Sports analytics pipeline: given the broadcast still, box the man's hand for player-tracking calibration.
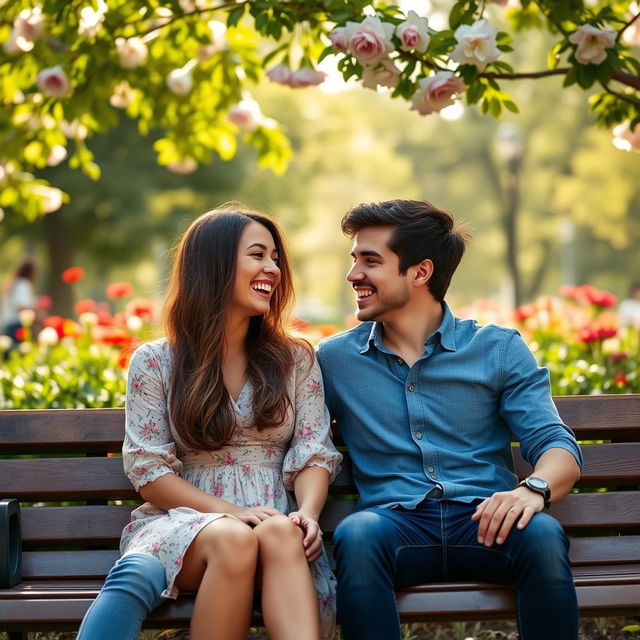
[227,505,282,526]
[289,510,324,562]
[471,486,545,546]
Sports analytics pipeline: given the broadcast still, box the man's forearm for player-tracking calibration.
[530,447,581,504]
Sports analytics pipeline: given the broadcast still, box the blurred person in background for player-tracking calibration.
[2,257,37,341]
[619,282,640,329]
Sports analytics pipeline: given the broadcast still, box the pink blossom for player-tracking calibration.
[115,37,148,69]
[450,19,501,70]
[411,72,465,115]
[15,7,44,42]
[36,66,71,98]
[569,24,616,65]
[344,16,395,65]
[31,184,64,213]
[362,59,401,90]
[167,158,198,174]
[396,10,430,53]
[266,64,293,85]
[613,121,640,153]
[228,99,262,131]
[288,67,326,88]
[329,27,349,53]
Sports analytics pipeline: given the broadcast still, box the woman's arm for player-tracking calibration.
[289,466,330,562]
[139,473,281,525]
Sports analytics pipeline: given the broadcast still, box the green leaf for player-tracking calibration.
[227,5,245,27]
[503,100,519,113]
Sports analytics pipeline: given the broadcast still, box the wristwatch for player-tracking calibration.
[519,476,551,509]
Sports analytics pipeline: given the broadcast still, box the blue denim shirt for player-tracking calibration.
[316,303,583,510]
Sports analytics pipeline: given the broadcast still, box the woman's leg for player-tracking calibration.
[255,515,320,640]
[175,517,258,640]
[77,553,166,640]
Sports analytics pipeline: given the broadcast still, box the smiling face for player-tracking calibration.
[347,225,413,322]
[229,220,281,320]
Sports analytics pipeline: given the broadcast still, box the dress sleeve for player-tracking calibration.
[282,346,342,491]
[123,342,183,491]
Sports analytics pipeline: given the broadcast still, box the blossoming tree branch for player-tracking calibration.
[1,0,639,219]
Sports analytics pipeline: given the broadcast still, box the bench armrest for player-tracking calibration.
[0,498,22,588]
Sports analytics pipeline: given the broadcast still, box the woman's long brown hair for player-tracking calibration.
[163,204,306,450]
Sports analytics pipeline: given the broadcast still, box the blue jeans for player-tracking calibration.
[77,554,167,640]
[334,499,578,640]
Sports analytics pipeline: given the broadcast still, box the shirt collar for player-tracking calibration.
[358,301,457,355]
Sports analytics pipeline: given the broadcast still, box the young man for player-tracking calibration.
[316,199,583,640]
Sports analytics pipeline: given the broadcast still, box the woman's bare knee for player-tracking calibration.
[255,515,304,558]
[177,517,257,590]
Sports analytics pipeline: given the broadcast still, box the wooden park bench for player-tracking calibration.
[1,393,639,636]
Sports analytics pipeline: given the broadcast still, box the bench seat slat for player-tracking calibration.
[3,575,638,630]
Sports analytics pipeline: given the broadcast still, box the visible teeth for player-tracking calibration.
[356,289,374,298]
[251,282,272,293]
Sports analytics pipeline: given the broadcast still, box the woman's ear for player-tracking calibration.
[413,259,433,287]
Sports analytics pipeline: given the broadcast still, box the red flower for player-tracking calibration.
[37,295,53,310]
[560,285,578,300]
[586,288,617,308]
[15,328,27,341]
[577,326,617,343]
[61,267,84,283]
[576,285,617,308]
[75,299,97,315]
[291,317,311,331]
[610,352,628,363]
[514,304,535,323]
[95,310,113,326]
[125,298,155,321]
[615,373,628,386]
[106,282,133,299]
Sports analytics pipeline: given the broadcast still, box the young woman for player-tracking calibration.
[77,205,342,640]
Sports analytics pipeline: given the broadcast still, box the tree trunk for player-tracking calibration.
[42,213,76,317]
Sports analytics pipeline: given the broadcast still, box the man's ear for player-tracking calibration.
[413,259,434,287]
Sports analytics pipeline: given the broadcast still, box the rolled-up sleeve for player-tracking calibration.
[499,331,583,469]
[123,342,183,490]
[282,347,342,491]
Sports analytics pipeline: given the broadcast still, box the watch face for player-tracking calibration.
[528,477,548,490]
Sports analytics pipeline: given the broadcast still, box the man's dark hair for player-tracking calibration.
[341,199,470,301]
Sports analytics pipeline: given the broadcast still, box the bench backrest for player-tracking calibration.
[1,394,639,583]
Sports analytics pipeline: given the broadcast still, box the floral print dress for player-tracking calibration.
[120,339,342,639]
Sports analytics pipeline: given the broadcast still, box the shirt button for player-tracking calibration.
[427,466,434,473]
[430,474,437,480]
[408,384,415,392]
[396,357,404,365]
[416,432,423,440]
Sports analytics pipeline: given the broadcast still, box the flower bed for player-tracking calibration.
[2,277,638,409]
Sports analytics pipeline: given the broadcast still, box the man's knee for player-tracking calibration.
[334,510,391,552]
[508,513,572,578]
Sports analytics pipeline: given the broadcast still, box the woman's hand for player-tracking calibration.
[289,510,324,562]
[227,505,282,526]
